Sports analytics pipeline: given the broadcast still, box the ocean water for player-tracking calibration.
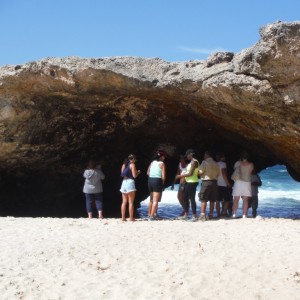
[138,165,300,219]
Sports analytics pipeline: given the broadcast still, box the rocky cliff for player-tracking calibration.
[0,21,299,216]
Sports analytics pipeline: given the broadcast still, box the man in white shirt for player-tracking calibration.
[216,152,232,217]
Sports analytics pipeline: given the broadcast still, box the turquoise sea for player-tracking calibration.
[138,165,300,219]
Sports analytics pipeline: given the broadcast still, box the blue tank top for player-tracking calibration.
[121,163,134,179]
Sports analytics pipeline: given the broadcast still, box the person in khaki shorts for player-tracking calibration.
[198,151,220,221]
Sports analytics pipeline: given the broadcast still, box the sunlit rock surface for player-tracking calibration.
[0,21,299,216]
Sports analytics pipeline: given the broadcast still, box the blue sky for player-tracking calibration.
[0,0,299,66]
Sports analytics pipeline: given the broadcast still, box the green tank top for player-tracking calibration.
[186,159,199,183]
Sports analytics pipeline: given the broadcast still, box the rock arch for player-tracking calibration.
[0,21,299,216]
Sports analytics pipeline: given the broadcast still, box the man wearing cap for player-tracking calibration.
[198,151,220,221]
[176,149,199,221]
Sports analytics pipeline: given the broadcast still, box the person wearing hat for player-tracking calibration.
[147,150,167,220]
[176,149,199,221]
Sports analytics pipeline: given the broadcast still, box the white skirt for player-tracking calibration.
[232,180,252,197]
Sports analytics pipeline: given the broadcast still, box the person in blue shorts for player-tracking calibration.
[120,154,140,221]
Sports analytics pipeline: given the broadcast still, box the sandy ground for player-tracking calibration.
[0,217,299,300]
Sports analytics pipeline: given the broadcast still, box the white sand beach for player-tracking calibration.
[0,217,299,300]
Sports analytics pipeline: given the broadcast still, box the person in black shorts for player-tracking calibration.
[147,150,167,220]
[198,151,220,221]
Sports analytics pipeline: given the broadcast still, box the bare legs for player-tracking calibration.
[177,188,185,211]
[242,196,249,216]
[200,201,214,219]
[121,193,128,221]
[150,192,161,218]
[148,193,153,216]
[200,202,206,214]
[233,196,240,215]
[233,196,249,217]
[148,192,160,218]
[121,191,136,221]
[88,211,102,219]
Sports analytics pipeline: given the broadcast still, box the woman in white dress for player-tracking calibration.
[232,151,254,218]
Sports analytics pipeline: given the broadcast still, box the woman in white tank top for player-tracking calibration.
[171,155,188,216]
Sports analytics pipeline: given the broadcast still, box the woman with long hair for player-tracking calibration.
[120,154,140,221]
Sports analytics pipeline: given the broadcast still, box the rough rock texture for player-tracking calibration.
[0,21,300,216]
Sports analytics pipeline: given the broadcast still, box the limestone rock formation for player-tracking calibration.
[0,21,299,216]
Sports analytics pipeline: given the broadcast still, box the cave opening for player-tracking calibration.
[1,161,298,219]
[0,92,294,218]
[0,132,283,218]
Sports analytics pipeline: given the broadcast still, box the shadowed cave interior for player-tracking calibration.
[0,99,286,217]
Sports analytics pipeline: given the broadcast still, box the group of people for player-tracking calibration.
[82,149,262,221]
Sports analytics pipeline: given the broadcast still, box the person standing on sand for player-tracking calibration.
[231,151,254,218]
[171,155,188,217]
[120,154,140,222]
[147,150,167,221]
[198,151,220,221]
[83,160,105,219]
[216,152,232,217]
[176,149,199,221]
[248,168,262,218]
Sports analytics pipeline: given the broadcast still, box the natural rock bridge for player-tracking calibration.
[0,21,299,217]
